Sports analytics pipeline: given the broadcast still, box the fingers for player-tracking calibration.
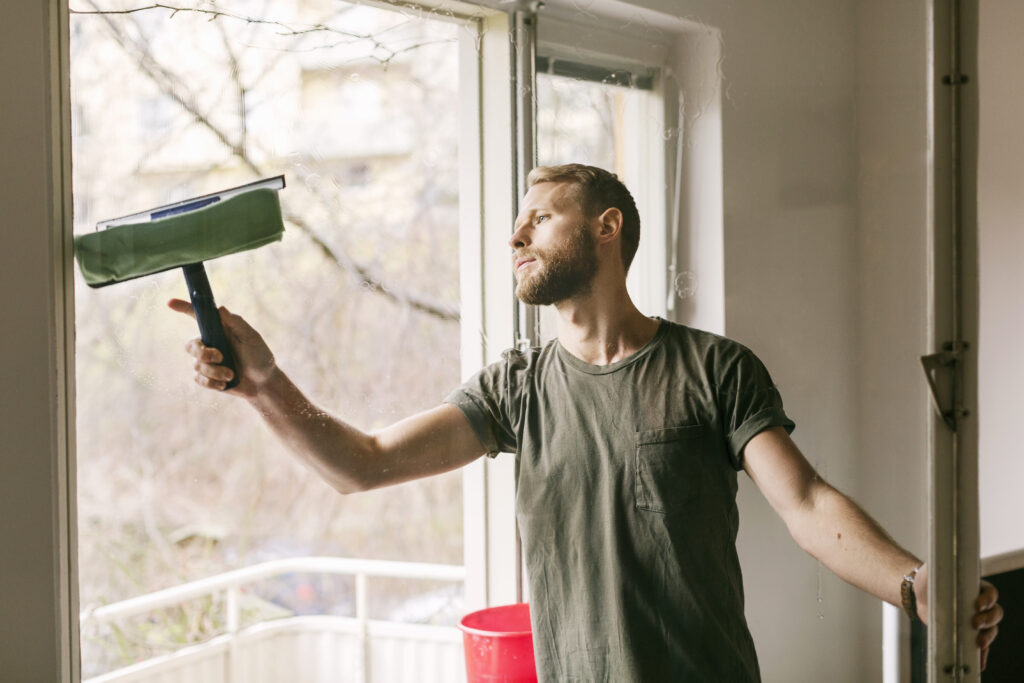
[976,623,999,649]
[173,301,253,392]
[973,581,1003,630]
[973,600,1004,631]
[973,580,1003,672]
[193,357,235,383]
[976,580,999,612]
[167,298,196,319]
[185,337,222,364]
[185,337,235,391]
[194,370,232,392]
[191,359,235,391]
[978,623,997,672]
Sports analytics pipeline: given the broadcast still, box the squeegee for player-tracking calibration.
[73,175,286,389]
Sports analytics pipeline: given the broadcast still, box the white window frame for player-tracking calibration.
[455,6,518,610]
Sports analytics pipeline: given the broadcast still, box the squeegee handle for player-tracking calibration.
[182,263,240,390]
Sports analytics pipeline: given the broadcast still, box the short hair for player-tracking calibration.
[527,163,641,273]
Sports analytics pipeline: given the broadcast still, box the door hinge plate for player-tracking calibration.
[921,341,970,431]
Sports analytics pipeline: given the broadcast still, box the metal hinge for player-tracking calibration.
[920,341,970,431]
[942,72,970,86]
[943,662,970,680]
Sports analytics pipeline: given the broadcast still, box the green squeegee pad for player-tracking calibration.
[74,188,284,288]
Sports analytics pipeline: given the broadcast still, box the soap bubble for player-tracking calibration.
[673,271,697,300]
[571,0,597,18]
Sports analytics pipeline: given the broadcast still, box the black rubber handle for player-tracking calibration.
[181,263,239,390]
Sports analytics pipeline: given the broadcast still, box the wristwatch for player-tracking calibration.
[901,565,923,622]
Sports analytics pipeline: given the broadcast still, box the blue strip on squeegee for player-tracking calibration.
[151,196,220,220]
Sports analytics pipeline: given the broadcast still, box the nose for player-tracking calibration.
[508,222,530,250]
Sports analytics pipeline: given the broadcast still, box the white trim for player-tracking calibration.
[359,0,490,23]
[881,602,902,683]
[54,0,80,677]
[458,8,520,610]
[534,10,670,70]
[666,25,725,334]
[982,547,1024,577]
[458,12,489,615]
[624,84,668,318]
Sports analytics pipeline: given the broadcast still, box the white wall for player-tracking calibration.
[853,0,931,668]
[978,0,1024,561]
[0,0,938,680]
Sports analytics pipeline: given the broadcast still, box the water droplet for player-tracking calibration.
[816,560,825,620]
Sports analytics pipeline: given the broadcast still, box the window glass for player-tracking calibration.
[535,70,657,340]
[71,0,465,676]
[537,72,627,173]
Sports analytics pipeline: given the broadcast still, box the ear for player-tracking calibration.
[595,207,623,246]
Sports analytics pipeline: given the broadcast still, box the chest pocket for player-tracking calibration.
[633,424,708,515]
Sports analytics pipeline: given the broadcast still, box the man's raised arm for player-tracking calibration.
[169,299,488,493]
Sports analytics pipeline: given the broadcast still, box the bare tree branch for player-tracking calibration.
[71,3,454,65]
[213,19,247,154]
[82,0,459,323]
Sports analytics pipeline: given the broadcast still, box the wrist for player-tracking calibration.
[245,363,285,404]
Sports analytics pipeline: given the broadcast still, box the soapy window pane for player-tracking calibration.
[535,72,646,342]
[537,72,631,174]
[71,0,465,676]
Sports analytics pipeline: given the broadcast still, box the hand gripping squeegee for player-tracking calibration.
[73,176,286,389]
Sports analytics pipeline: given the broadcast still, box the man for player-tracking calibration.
[171,164,1001,680]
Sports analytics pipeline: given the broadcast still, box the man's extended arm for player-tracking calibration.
[743,426,1002,668]
[170,299,487,493]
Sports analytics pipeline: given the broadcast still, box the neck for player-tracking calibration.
[552,279,659,366]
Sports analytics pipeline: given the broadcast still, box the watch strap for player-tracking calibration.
[900,565,923,622]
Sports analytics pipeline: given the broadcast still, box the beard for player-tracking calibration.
[514,223,599,306]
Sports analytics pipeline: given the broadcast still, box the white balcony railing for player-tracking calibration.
[80,556,467,683]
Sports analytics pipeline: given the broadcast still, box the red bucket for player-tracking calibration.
[458,603,537,682]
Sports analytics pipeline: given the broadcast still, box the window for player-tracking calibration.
[71,1,475,678]
[534,51,667,341]
[68,0,670,678]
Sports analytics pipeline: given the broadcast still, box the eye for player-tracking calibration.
[535,214,550,224]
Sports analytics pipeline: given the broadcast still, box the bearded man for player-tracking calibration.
[171,163,1001,681]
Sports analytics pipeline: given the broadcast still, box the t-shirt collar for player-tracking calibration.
[555,316,668,375]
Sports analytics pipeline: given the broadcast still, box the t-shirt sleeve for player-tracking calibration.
[715,343,796,470]
[443,354,518,457]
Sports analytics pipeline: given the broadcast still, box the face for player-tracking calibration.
[510,182,599,306]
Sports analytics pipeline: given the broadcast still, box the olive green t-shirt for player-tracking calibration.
[444,318,795,682]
